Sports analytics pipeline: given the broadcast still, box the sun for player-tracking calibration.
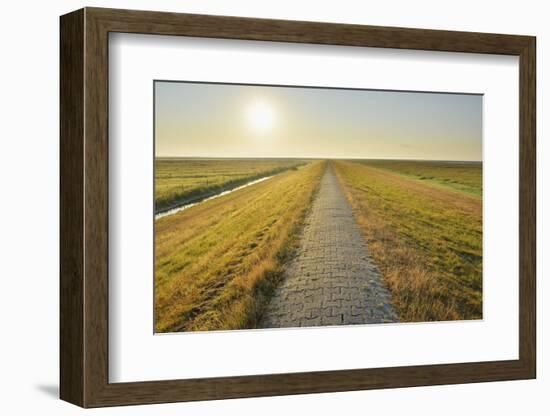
[246,100,275,131]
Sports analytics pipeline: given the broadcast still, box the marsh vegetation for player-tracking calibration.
[155,160,324,332]
[155,158,305,213]
[155,158,482,332]
[334,160,482,322]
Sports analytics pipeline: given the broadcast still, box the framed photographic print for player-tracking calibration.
[60,7,536,408]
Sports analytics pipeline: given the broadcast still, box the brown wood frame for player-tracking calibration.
[60,7,536,408]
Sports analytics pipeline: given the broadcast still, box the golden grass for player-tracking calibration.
[155,158,304,212]
[333,160,482,322]
[155,161,325,332]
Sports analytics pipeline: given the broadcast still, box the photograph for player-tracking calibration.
[154,81,483,333]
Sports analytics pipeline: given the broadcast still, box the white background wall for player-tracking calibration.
[0,0,546,414]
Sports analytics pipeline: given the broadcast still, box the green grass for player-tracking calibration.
[333,160,482,322]
[155,161,325,332]
[155,156,483,330]
[351,159,482,196]
[155,158,306,213]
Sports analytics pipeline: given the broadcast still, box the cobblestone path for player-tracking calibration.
[260,163,398,328]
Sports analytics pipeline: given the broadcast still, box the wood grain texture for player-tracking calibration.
[59,7,537,408]
[83,10,110,406]
[519,38,536,376]
[59,8,84,406]
[89,7,532,54]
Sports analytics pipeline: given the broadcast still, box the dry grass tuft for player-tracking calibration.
[356,211,464,321]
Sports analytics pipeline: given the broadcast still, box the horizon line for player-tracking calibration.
[155,156,482,163]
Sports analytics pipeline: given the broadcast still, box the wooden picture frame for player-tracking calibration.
[60,7,536,408]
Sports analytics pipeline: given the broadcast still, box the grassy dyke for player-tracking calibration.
[333,160,482,322]
[155,161,325,332]
[352,159,482,197]
[155,158,305,213]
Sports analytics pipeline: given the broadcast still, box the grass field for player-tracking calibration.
[155,158,305,213]
[333,160,482,322]
[155,157,482,331]
[353,159,482,196]
[155,161,324,332]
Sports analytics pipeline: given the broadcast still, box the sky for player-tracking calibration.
[155,81,482,161]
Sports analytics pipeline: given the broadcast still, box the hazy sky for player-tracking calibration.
[155,81,482,161]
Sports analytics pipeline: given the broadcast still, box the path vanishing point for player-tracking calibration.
[260,163,398,328]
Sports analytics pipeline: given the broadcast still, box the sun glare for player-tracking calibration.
[247,100,275,131]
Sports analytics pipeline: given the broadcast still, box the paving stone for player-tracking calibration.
[260,164,398,328]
